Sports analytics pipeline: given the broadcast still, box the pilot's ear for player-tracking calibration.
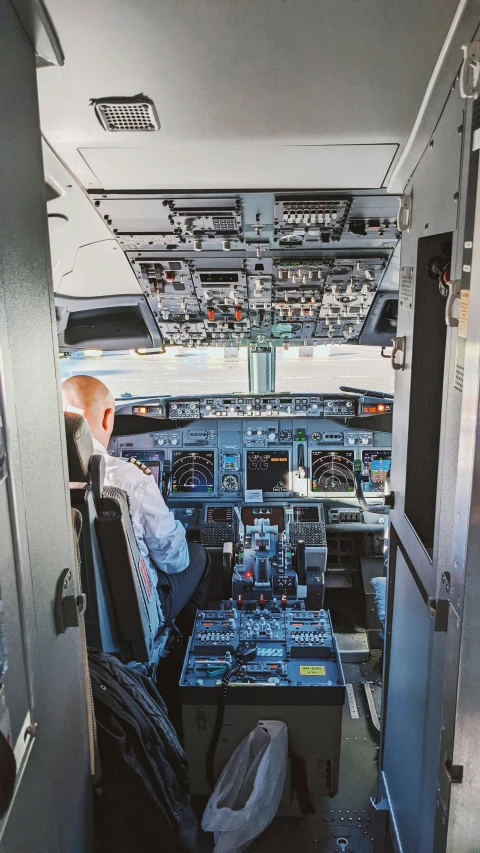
[103,407,115,433]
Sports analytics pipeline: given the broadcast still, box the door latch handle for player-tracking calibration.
[391,336,406,371]
[54,568,86,634]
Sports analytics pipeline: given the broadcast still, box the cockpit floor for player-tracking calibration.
[196,655,382,853]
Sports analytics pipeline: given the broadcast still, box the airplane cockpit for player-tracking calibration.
[2,1,480,852]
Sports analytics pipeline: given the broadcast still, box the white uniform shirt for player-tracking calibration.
[92,440,190,591]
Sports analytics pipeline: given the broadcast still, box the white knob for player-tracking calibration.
[256,430,262,436]
[362,437,369,444]
[348,437,355,445]
[171,437,179,446]
[247,429,253,436]
[157,438,165,446]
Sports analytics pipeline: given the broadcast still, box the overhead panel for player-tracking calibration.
[68,190,402,352]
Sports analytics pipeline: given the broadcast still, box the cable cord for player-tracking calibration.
[206,660,242,790]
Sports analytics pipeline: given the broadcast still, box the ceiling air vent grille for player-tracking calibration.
[92,96,160,132]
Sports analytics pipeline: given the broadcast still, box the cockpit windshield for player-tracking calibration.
[59,344,394,400]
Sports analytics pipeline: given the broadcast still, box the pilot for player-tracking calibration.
[62,375,210,638]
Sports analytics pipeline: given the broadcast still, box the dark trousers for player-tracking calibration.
[156,542,211,639]
[155,543,210,736]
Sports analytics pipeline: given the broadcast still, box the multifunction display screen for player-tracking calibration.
[172,450,215,494]
[292,506,320,522]
[245,450,290,492]
[311,450,355,493]
[206,506,233,523]
[362,450,391,492]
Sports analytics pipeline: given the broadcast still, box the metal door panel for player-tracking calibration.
[0,1,93,849]
[382,548,435,853]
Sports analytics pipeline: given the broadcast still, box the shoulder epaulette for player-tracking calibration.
[128,457,152,476]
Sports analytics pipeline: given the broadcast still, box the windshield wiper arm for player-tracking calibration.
[115,393,171,401]
[339,385,394,400]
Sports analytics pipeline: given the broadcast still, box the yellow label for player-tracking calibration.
[458,289,470,339]
[299,665,326,676]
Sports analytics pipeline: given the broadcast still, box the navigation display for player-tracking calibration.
[311,450,355,493]
[292,506,320,522]
[246,450,290,492]
[172,450,215,494]
[362,450,391,492]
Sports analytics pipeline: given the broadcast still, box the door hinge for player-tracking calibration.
[445,279,462,327]
[428,597,449,632]
[397,194,413,232]
[54,568,86,634]
[444,758,463,784]
[460,42,480,99]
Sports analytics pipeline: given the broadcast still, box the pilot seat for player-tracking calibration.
[64,412,168,672]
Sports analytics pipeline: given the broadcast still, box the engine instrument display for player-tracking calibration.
[245,450,290,493]
[172,450,215,494]
[362,450,391,492]
[241,505,285,532]
[311,450,355,493]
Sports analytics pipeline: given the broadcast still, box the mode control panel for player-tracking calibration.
[188,395,350,418]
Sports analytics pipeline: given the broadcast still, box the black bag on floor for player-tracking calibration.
[88,649,199,853]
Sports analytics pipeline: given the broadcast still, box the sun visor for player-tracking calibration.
[55,239,143,298]
[79,144,398,191]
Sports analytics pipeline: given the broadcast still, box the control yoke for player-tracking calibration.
[353,467,394,515]
[295,539,307,583]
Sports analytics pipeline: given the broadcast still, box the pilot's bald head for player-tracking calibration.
[62,375,115,448]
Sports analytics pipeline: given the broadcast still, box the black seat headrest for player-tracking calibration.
[64,412,94,482]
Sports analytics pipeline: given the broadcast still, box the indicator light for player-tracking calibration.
[244,571,253,579]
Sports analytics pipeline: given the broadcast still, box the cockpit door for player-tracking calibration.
[0,2,93,850]
[378,22,480,853]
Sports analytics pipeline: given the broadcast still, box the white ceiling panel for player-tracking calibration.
[79,143,398,190]
[38,0,460,189]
